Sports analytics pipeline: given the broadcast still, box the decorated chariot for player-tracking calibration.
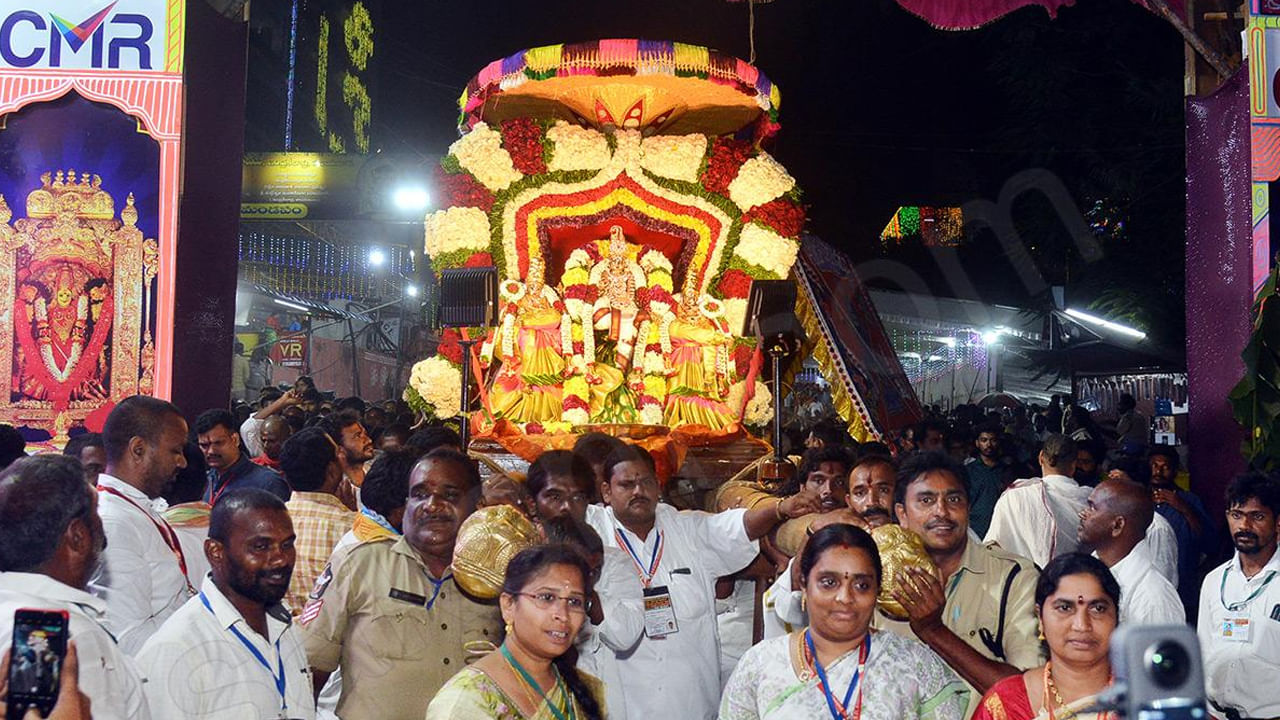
[405,39,920,505]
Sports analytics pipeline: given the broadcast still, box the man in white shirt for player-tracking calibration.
[586,445,819,720]
[138,488,315,719]
[0,455,149,720]
[1077,477,1184,625]
[90,395,195,654]
[986,433,1178,582]
[1196,472,1280,720]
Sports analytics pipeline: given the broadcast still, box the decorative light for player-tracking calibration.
[368,248,386,267]
[405,284,420,298]
[1064,308,1146,339]
[392,186,430,212]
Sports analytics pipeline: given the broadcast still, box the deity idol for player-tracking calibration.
[663,278,734,430]
[588,225,647,370]
[488,255,569,425]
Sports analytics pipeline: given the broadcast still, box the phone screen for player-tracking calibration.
[8,609,68,720]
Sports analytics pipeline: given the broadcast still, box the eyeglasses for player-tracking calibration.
[515,591,587,615]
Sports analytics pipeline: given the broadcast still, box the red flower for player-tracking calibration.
[716,269,753,299]
[501,118,547,175]
[565,285,599,303]
[733,344,755,378]
[635,286,651,307]
[638,394,660,407]
[525,422,545,435]
[563,395,590,411]
[436,329,464,365]
[701,138,753,194]
[435,167,494,211]
[646,286,674,308]
[572,341,584,354]
[465,252,494,268]
[742,198,806,238]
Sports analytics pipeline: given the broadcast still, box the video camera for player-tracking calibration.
[1096,624,1208,719]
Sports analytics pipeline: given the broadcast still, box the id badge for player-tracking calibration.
[1221,612,1252,643]
[643,586,678,638]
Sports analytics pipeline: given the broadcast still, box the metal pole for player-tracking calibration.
[346,318,361,398]
[458,338,478,448]
[770,347,784,461]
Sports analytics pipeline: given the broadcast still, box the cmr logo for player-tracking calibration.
[0,1,155,70]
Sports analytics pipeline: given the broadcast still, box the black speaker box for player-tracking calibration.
[438,267,498,328]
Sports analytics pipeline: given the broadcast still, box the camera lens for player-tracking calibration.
[1146,641,1191,689]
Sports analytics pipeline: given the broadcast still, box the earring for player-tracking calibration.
[505,622,513,636]
[800,594,806,613]
[1037,623,1044,642]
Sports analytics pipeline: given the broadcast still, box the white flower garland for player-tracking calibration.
[640,134,708,183]
[408,356,463,417]
[425,206,491,258]
[449,122,523,191]
[546,121,612,172]
[727,152,796,211]
[733,223,800,279]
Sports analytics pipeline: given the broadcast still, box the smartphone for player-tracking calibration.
[7,609,69,720]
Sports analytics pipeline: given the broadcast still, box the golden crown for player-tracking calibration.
[26,170,115,220]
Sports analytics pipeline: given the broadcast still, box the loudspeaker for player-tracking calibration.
[438,267,498,328]
[745,279,805,355]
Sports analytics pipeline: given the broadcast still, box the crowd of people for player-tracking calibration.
[0,384,1275,720]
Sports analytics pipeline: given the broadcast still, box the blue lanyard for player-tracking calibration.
[200,592,287,711]
[805,630,869,720]
[426,572,452,610]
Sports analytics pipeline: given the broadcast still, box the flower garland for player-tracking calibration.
[726,379,773,428]
[415,117,812,428]
[406,356,463,418]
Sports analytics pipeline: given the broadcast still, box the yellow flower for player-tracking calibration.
[571,324,584,341]
[564,375,589,399]
[640,134,707,182]
[424,206,491,259]
[546,121,611,172]
[562,267,590,286]
[643,376,667,400]
[449,122,523,191]
[727,153,795,211]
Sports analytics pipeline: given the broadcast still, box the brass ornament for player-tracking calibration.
[871,523,937,621]
[452,505,541,599]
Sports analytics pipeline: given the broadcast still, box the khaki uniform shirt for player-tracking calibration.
[875,539,1044,717]
[299,536,502,720]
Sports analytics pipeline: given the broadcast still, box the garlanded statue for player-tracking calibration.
[488,255,569,426]
[0,170,155,438]
[662,276,734,430]
[588,225,647,369]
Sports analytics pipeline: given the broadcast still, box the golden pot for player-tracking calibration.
[452,505,541,599]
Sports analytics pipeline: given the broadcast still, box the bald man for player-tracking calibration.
[251,416,292,472]
[1077,478,1185,625]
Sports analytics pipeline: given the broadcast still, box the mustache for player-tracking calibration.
[925,520,957,530]
[862,507,891,519]
[1234,532,1259,543]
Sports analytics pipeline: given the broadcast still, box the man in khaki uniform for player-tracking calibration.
[888,451,1044,717]
[300,449,501,720]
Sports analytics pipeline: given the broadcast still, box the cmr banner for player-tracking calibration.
[0,0,171,72]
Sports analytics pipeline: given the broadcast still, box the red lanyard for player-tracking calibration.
[97,485,196,596]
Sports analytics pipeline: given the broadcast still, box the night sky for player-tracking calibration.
[368,0,1188,328]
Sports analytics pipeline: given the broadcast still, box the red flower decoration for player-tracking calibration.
[638,394,660,407]
[635,286,651,307]
[565,285,599,303]
[701,138,753,194]
[525,422,545,435]
[572,341,584,354]
[436,329,464,365]
[742,198,806,238]
[646,286,674,308]
[716,269,753,299]
[733,343,755,378]
[563,395,590,411]
[465,252,495,268]
[435,167,495,211]
[501,118,547,175]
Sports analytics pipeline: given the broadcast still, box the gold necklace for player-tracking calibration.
[1043,661,1076,720]
[503,651,545,716]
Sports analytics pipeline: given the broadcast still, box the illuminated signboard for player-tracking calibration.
[0,0,184,438]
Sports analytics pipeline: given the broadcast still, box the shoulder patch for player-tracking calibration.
[310,565,333,599]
